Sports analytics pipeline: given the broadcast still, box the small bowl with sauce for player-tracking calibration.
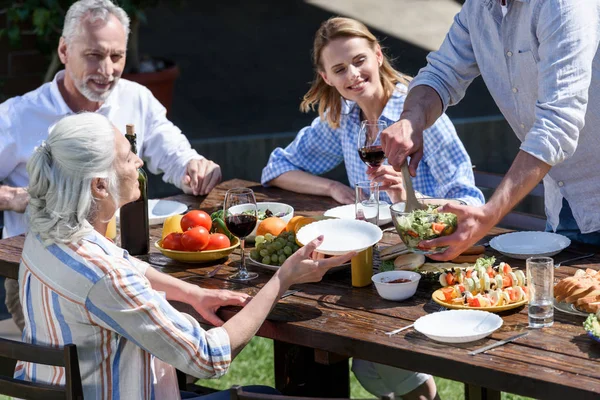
[372,270,421,301]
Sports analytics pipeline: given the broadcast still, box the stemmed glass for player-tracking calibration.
[224,188,258,281]
[357,120,387,205]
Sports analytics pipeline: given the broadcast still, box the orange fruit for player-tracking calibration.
[257,217,287,237]
[293,217,317,235]
[286,216,304,232]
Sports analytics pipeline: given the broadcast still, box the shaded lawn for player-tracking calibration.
[196,336,533,400]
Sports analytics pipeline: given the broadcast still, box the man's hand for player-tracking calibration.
[0,186,29,213]
[328,181,355,204]
[419,203,496,261]
[366,165,406,203]
[187,287,251,327]
[182,158,222,196]
[381,118,424,176]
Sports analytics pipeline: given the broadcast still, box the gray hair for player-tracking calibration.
[62,0,130,46]
[27,113,119,244]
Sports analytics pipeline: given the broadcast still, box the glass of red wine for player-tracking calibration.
[357,120,387,204]
[224,188,258,281]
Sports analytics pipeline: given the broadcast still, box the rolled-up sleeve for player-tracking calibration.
[409,5,481,111]
[519,1,600,166]
[141,92,203,189]
[87,268,231,379]
[261,116,344,185]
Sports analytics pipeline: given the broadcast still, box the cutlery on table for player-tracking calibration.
[401,163,426,212]
[281,289,302,299]
[385,324,414,336]
[554,253,595,268]
[205,264,225,278]
[468,331,529,356]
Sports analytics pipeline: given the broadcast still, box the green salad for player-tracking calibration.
[584,311,600,340]
[394,205,458,251]
[242,209,288,220]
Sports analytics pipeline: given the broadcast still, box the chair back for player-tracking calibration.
[0,337,83,400]
[230,385,394,400]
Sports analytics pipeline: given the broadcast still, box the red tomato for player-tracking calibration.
[181,226,210,251]
[502,275,512,288]
[203,233,231,251]
[181,210,212,232]
[467,297,481,307]
[502,264,513,275]
[431,223,446,235]
[162,233,185,251]
[441,287,455,302]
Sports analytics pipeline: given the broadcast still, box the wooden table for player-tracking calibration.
[1,179,600,399]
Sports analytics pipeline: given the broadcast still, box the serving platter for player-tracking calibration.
[431,289,527,312]
[553,298,588,317]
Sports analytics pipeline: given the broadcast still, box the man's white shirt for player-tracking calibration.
[0,71,203,237]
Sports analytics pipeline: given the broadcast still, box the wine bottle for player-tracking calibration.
[120,124,150,255]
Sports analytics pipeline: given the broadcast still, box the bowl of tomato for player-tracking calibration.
[156,233,240,263]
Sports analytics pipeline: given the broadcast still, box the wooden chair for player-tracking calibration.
[229,385,395,400]
[473,170,546,231]
[0,337,83,400]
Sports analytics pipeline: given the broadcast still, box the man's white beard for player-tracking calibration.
[70,70,118,102]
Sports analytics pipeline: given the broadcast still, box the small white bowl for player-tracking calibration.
[372,270,421,301]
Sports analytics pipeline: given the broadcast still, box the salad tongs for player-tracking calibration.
[401,163,426,212]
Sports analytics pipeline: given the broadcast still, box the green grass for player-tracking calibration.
[196,337,533,400]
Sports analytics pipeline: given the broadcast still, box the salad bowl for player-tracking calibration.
[390,198,465,254]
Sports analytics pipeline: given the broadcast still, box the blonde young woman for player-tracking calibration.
[262,17,483,208]
[261,17,486,399]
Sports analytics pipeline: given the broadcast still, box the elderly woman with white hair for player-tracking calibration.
[17,112,354,400]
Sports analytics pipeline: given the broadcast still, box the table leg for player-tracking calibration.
[465,383,501,400]
[274,341,349,398]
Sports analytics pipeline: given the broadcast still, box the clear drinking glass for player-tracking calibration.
[357,120,387,204]
[355,180,380,225]
[526,256,554,328]
[224,188,258,281]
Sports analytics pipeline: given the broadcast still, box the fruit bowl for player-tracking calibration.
[155,237,240,263]
[228,202,294,241]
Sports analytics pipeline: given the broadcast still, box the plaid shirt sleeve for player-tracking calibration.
[415,113,485,206]
[261,116,344,185]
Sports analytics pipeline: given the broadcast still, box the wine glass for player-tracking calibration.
[224,188,258,281]
[357,120,387,205]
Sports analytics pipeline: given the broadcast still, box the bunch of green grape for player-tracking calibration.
[250,231,300,266]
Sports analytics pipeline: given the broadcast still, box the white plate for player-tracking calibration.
[248,255,350,274]
[553,298,588,317]
[324,203,392,226]
[296,219,383,256]
[117,199,188,225]
[490,231,571,260]
[414,309,503,343]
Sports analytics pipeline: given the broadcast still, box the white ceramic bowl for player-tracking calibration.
[414,309,503,343]
[490,231,570,259]
[296,219,383,255]
[229,202,294,241]
[372,270,421,301]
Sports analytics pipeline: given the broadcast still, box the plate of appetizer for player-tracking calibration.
[431,258,528,312]
[553,267,600,315]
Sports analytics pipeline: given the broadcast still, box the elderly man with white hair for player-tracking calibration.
[0,0,221,330]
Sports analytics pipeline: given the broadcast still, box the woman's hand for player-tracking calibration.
[366,165,406,203]
[187,287,251,326]
[328,181,355,204]
[277,236,356,287]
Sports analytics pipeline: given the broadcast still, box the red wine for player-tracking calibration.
[226,214,257,238]
[358,145,385,167]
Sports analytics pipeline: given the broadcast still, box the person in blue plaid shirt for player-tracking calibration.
[261,18,483,209]
[262,17,485,400]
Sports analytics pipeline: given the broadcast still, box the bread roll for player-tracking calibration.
[394,253,425,271]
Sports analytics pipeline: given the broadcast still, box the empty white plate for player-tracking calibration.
[414,309,503,343]
[324,203,392,226]
[296,219,383,255]
[490,231,570,260]
[117,199,188,225]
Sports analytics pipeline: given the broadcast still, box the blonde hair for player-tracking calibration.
[300,17,412,129]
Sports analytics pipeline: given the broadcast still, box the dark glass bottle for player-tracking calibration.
[120,124,150,255]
